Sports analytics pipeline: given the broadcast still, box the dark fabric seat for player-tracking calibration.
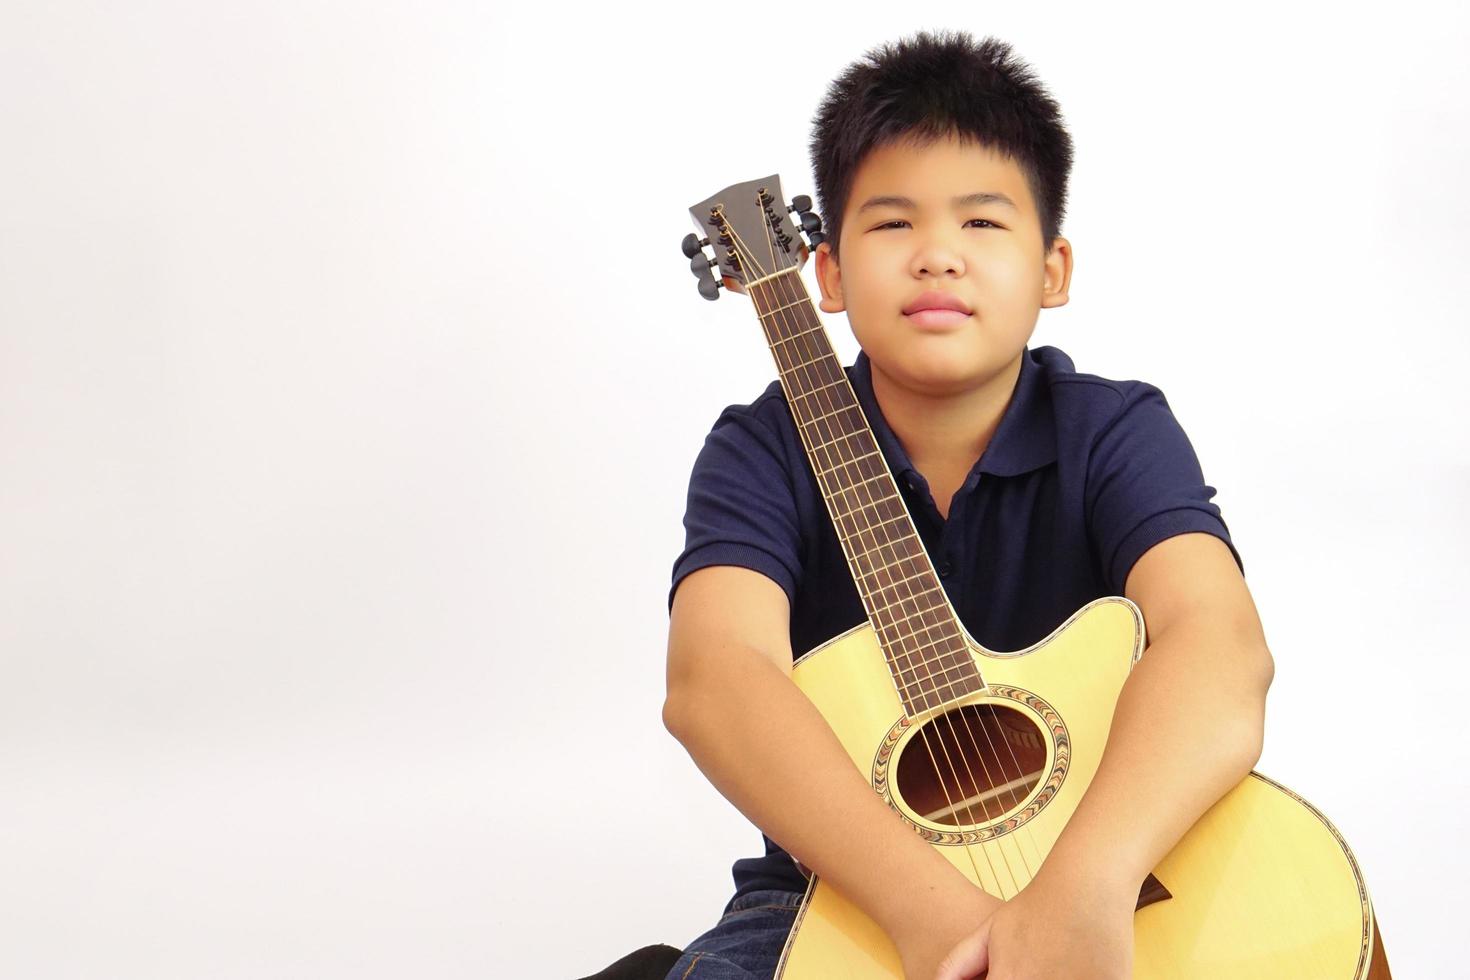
[576,943,683,980]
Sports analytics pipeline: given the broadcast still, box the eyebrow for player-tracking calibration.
[856,192,1018,213]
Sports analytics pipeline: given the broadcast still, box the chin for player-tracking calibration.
[898,359,989,392]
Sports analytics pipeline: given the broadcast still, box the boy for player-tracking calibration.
[662,31,1273,980]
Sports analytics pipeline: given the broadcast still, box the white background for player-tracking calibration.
[1,3,1465,977]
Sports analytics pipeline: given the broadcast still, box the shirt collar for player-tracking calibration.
[848,347,1057,480]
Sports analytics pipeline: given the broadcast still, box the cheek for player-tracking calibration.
[981,247,1044,295]
[839,266,892,310]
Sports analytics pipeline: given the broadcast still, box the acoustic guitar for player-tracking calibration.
[680,173,1389,978]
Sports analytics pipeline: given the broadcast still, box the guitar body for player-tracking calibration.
[775,597,1379,978]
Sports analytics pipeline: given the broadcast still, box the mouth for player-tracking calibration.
[899,308,970,332]
[904,309,971,330]
[902,291,972,330]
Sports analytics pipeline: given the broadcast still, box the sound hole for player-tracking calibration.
[894,704,1047,827]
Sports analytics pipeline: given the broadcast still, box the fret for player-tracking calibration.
[822,467,893,500]
[875,596,949,636]
[833,508,910,544]
[860,562,934,596]
[896,666,980,703]
[858,590,940,643]
[782,358,840,396]
[852,549,917,587]
[757,296,811,318]
[811,431,876,470]
[854,537,926,571]
[817,443,882,476]
[781,348,841,378]
[891,646,968,688]
[816,449,882,478]
[829,483,900,518]
[854,553,925,592]
[811,437,878,476]
[904,669,984,704]
[836,497,907,527]
[843,527,905,565]
[872,573,946,608]
[817,452,882,487]
[886,608,963,645]
[895,662,979,699]
[887,658,981,690]
[790,377,849,403]
[872,589,948,632]
[883,607,958,651]
[805,426,870,467]
[852,534,918,566]
[848,525,920,564]
[868,577,936,616]
[799,400,862,428]
[891,644,974,680]
[773,324,827,351]
[767,324,824,349]
[833,495,905,527]
[817,455,886,492]
[858,549,923,587]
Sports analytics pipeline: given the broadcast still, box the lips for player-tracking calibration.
[902,291,972,315]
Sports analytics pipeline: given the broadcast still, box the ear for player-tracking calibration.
[1040,236,1073,309]
[813,241,846,314]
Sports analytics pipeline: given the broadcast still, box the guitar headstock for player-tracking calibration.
[682,174,825,301]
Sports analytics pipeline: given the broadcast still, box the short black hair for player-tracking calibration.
[809,30,1074,260]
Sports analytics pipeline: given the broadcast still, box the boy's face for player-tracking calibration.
[814,132,1071,397]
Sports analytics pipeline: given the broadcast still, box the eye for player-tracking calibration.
[872,218,1002,230]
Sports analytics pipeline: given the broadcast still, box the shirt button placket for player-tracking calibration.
[937,488,968,580]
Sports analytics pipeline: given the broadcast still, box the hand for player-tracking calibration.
[933,869,1136,980]
[891,876,1004,980]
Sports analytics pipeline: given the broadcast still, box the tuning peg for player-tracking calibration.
[789,194,812,213]
[689,252,717,276]
[807,231,826,248]
[799,212,821,235]
[697,276,721,301]
[681,232,710,258]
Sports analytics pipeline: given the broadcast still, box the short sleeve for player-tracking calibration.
[668,404,803,612]
[1087,383,1244,594]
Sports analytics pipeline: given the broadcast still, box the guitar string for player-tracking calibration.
[717,208,999,890]
[760,218,1048,889]
[779,214,1052,884]
[748,256,1004,898]
[721,210,1011,895]
[745,201,1064,900]
[745,218,1042,896]
[756,258,1033,894]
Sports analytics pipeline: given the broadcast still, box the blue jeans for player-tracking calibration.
[663,889,806,979]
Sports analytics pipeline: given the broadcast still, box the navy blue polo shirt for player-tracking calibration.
[668,343,1241,900]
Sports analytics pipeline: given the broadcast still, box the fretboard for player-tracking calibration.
[747,269,985,716]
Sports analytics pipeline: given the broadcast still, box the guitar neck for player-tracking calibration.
[747,269,986,715]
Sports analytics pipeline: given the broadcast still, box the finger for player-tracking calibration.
[933,918,991,980]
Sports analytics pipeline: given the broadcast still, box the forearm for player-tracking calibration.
[1041,621,1272,895]
[663,644,996,945]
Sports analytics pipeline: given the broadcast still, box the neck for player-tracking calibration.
[869,352,1024,476]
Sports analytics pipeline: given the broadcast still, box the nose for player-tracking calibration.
[909,229,966,278]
